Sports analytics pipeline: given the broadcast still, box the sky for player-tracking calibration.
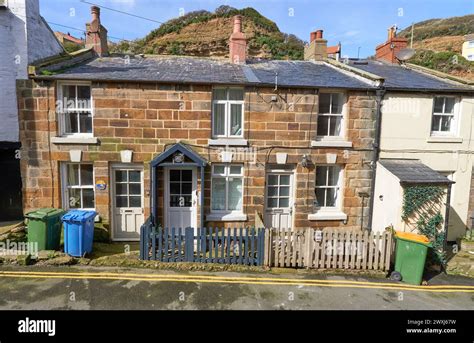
[40,0,474,58]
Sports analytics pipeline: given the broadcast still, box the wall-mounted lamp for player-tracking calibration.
[301,154,311,168]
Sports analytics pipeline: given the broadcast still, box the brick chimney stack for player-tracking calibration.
[229,15,247,64]
[85,6,108,56]
[375,25,408,63]
[304,29,327,61]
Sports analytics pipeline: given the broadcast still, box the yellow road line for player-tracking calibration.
[0,271,473,293]
[1,270,474,289]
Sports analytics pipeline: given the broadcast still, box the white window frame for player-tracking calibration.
[57,81,94,138]
[316,92,347,140]
[430,96,459,137]
[211,87,244,139]
[61,163,96,211]
[210,163,244,215]
[314,164,343,211]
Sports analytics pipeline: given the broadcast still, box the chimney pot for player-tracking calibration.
[86,5,108,56]
[229,15,247,64]
[375,25,407,63]
[305,29,327,61]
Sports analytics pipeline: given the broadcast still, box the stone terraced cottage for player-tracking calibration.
[17,7,383,241]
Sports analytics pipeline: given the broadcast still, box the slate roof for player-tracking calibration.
[380,159,453,185]
[38,55,375,89]
[349,60,473,92]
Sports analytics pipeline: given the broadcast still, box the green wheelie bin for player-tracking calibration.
[25,208,65,251]
[390,231,433,285]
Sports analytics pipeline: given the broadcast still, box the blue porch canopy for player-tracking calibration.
[150,143,208,227]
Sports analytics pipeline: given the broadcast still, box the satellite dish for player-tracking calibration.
[396,48,416,61]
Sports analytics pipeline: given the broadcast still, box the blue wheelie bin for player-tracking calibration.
[62,210,96,257]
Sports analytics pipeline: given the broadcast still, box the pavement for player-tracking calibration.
[0,266,473,310]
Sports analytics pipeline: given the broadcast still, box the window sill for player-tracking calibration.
[208,139,248,147]
[311,140,352,148]
[308,211,347,221]
[426,136,463,144]
[206,213,247,222]
[51,136,99,145]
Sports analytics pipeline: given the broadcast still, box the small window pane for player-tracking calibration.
[68,189,81,208]
[129,196,141,208]
[63,85,76,108]
[228,178,243,210]
[169,170,180,182]
[315,188,325,207]
[169,182,180,195]
[331,94,343,114]
[280,175,290,186]
[181,182,192,195]
[444,98,455,113]
[79,113,92,134]
[64,112,78,133]
[211,178,226,210]
[80,165,93,186]
[116,170,127,182]
[230,104,242,136]
[129,183,141,195]
[213,103,226,136]
[228,88,244,101]
[213,165,225,175]
[212,89,227,100]
[268,175,278,185]
[325,188,337,207]
[316,167,328,187]
[327,167,339,186]
[319,93,331,113]
[267,198,278,208]
[267,186,278,197]
[181,170,192,182]
[116,183,128,195]
[129,171,141,182]
[431,115,441,132]
[82,189,95,208]
[116,196,128,207]
[229,165,242,175]
[433,98,444,113]
[77,86,91,104]
[329,116,342,136]
[440,116,452,132]
[317,116,329,136]
[279,198,290,208]
[280,186,290,197]
[67,164,80,186]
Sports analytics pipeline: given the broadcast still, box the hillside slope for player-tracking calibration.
[398,15,474,80]
[110,6,305,60]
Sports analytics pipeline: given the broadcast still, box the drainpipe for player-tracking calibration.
[367,88,386,231]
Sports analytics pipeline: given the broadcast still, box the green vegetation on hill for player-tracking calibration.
[398,14,474,41]
[110,5,305,60]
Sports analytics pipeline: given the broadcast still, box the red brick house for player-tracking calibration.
[18,7,380,241]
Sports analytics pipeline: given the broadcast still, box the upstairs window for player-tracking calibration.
[315,165,342,208]
[212,88,244,138]
[57,82,93,136]
[317,93,345,138]
[431,96,458,136]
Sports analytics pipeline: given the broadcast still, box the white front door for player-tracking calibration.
[165,168,197,229]
[265,171,294,230]
[111,165,144,241]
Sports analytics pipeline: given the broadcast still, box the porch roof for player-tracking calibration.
[151,143,207,168]
[379,159,454,185]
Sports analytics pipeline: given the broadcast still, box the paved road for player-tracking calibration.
[0,266,473,310]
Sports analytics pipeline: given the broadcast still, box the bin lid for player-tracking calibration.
[25,208,65,220]
[395,231,432,246]
[62,210,97,223]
